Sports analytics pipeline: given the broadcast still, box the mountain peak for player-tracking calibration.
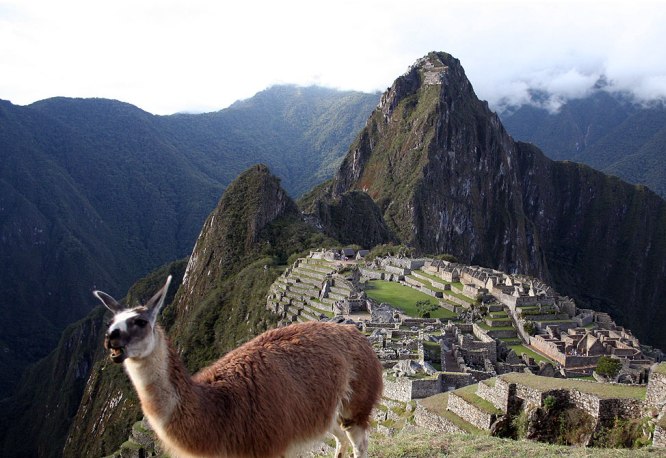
[179,164,298,304]
[318,51,666,349]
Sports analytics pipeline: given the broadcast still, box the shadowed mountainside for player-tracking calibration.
[0,86,376,397]
[501,92,666,198]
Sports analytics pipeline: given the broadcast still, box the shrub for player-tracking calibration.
[596,356,623,378]
[593,417,654,448]
[511,411,529,439]
[416,300,438,318]
[523,321,537,336]
[543,395,557,412]
[557,407,596,446]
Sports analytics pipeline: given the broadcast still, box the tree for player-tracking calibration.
[596,356,623,378]
[416,300,438,318]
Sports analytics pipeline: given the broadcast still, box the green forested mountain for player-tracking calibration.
[500,92,666,198]
[0,87,377,398]
[0,165,337,458]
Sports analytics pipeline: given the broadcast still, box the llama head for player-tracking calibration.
[94,275,172,363]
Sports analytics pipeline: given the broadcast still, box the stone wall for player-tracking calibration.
[564,354,601,369]
[440,372,475,391]
[382,376,413,402]
[411,378,445,399]
[476,381,507,412]
[530,335,566,365]
[597,398,644,427]
[564,389,600,419]
[447,392,496,430]
[647,364,666,407]
[384,265,410,276]
[514,383,544,408]
[654,423,666,447]
[382,372,475,401]
[443,292,471,308]
[413,402,466,434]
[359,267,384,280]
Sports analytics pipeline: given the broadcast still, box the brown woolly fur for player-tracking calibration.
[97,277,383,458]
[178,322,382,457]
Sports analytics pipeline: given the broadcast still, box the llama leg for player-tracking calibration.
[330,422,350,458]
[344,425,368,458]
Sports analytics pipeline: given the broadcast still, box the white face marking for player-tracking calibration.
[109,310,140,334]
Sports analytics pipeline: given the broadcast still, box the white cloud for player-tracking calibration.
[1,0,665,114]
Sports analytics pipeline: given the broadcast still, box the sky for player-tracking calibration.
[1,0,665,115]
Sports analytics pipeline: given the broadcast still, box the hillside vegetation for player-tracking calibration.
[501,92,666,198]
[0,87,376,397]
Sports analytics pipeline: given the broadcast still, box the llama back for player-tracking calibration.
[183,321,382,457]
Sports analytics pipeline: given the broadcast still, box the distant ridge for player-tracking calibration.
[501,91,666,198]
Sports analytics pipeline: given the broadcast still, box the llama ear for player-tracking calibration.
[93,290,125,314]
[145,275,172,323]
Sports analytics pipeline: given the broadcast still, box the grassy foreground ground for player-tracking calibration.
[365,427,663,458]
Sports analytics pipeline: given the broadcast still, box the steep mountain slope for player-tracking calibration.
[501,92,666,198]
[0,98,222,397]
[0,165,336,458]
[319,51,666,349]
[0,87,376,397]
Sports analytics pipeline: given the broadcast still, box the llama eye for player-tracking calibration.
[134,318,148,328]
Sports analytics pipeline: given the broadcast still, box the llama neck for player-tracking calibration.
[123,326,193,429]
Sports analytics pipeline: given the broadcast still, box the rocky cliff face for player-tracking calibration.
[175,164,298,312]
[0,307,107,458]
[325,51,666,349]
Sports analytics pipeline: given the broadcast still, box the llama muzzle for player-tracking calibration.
[105,332,128,363]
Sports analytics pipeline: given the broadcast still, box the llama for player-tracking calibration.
[94,275,383,458]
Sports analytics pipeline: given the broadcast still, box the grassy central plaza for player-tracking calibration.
[364,280,457,319]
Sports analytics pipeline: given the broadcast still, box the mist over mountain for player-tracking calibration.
[0,86,377,397]
[500,91,666,198]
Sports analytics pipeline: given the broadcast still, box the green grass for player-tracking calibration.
[365,280,457,319]
[476,321,515,332]
[501,373,647,400]
[509,344,556,365]
[499,337,522,345]
[363,427,661,458]
[487,317,513,323]
[481,378,496,387]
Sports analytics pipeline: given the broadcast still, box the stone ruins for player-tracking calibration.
[265,248,665,446]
